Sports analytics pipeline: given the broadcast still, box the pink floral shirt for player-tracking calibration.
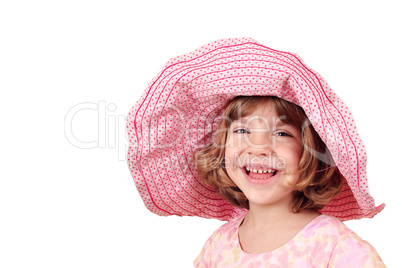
[194,214,384,267]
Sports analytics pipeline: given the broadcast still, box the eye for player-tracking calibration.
[234,128,250,134]
[275,131,292,137]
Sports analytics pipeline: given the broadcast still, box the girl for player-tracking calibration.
[193,96,383,267]
[126,38,385,267]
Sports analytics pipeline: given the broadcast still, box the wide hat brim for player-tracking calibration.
[126,38,384,221]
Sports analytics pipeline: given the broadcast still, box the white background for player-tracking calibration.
[1,0,400,267]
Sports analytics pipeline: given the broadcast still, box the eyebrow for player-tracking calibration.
[236,117,288,126]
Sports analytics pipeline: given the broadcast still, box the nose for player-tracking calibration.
[245,131,275,156]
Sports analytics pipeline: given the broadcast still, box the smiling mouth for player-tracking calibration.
[244,167,278,179]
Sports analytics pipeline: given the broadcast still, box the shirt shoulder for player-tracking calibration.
[328,231,385,267]
[296,214,352,251]
[193,214,245,268]
[291,214,384,266]
[311,215,385,267]
[305,214,353,238]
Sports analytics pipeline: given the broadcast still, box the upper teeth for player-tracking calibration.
[245,167,275,173]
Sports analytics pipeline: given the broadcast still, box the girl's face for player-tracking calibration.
[224,104,303,209]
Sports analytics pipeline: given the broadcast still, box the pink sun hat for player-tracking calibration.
[126,37,384,221]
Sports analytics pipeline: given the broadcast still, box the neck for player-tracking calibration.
[244,199,296,230]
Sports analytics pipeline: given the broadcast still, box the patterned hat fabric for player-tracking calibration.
[126,38,384,221]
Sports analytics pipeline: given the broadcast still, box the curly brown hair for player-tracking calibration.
[194,96,343,212]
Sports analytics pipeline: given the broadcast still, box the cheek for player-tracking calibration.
[279,144,302,169]
[226,134,243,149]
[224,147,235,168]
[224,135,242,162]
